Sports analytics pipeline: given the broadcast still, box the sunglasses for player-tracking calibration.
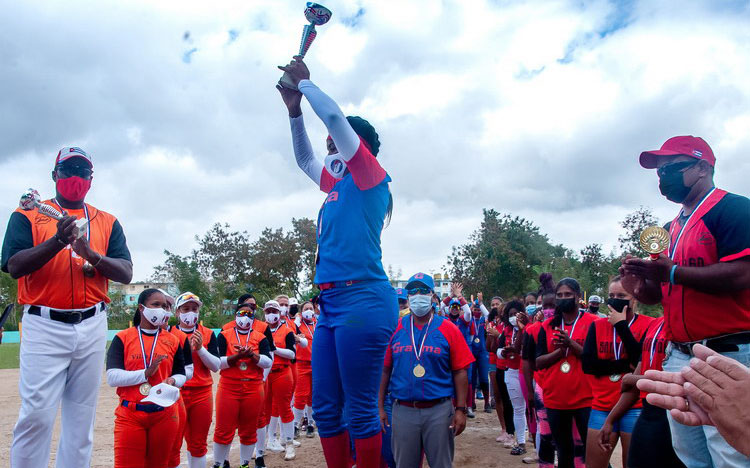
[236,310,253,317]
[56,165,93,179]
[657,160,697,178]
[407,287,432,296]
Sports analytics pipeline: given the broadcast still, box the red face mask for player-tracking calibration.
[472,309,482,318]
[56,176,91,202]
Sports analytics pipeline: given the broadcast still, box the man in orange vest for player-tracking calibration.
[1,147,133,468]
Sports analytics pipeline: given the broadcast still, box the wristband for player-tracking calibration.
[455,406,467,414]
[92,253,103,267]
[53,233,68,247]
[670,265,678,285]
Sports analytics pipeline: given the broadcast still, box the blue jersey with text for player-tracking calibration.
[471,315,487,354]
[385,315,475,401]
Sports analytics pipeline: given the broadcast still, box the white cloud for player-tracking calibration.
[1,0,749,285]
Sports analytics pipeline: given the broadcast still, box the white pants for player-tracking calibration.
[504,368,527,444]
[11,309,107,468]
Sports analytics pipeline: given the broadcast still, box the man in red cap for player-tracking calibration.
[620,136,750,467]
[1,147,133,468]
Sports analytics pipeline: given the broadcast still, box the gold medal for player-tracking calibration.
[560,361,571,374]
[413,364,426,378]
[139,383,152,396]
[474,337,480,344]
[239,362,248,371]
[609,374,621,382]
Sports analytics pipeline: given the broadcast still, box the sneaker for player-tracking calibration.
[306,425,315,438]
[476,390,484,400]
[483,405,492,413]
[294,425,300,439]
[504,435,516,448]
[255,456,266,468]
[490,397,496,409]
[239,463,250,468]
[510,445,527,456]
[466,407,475,418]
[495,432,511,443]
[267,438,284,452]
[293,439,301,447]
[522,455,539,464]
[284,443,297,461]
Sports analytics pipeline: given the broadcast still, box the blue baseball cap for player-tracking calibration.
[449,298,461,308]
[405,272,435,291]
[395,288,408,301]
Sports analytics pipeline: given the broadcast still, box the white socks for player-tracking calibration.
[188,453,207,468]
[256,425,268,456]
[305,405,315,424]
[270,416,280,439]
[240,443,256,463]
[293,406,305,425]
[213,442,231,465]
[282,421,295,442]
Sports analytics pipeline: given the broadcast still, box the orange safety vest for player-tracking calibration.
[115,327,181,403]
[15,200,119,309]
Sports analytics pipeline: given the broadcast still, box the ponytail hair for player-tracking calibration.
[538,273,555,297]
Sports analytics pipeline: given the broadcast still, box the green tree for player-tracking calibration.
[618,206,660,256]
[0,272,19,330]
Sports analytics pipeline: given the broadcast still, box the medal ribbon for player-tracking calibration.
[613,315,637,360]
[53,199,91,243]
[668,187,716,260]
[410,314,434,363]
[562,312,582,358]
[138,327,160,370]
[234,326,252,348]
[304,320,316,337]
[649,322,665,367]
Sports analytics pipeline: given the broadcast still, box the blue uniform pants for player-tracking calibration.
[471,350,489,388]
[312,280,398,440]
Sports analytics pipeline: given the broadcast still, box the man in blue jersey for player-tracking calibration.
[379,273,474,468]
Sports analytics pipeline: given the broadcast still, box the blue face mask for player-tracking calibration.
[526,304,538,315]
[408,294,433,317]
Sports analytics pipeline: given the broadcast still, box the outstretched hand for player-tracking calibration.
[276,83,303,117]
[278,56,310,88]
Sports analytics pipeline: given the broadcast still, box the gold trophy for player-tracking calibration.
[639,226,670,260]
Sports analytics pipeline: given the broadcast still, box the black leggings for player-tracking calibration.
[495,369,515,435]
[546,407,590,468]
[628,401,686,468]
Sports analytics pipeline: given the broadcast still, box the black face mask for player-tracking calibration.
[555,298,577,315]
[658,161,696,203]
[589,306,599,313]
[607,298,630,313]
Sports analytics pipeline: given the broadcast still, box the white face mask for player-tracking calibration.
[408,294,433,317]
[509,316,518,327]
[324,152,346,179]
[180,311,199,328]
[235,315,252,330]
[279,306,289,317]
[302,310,314,321]
[266,313,280,326]
[142,306,169,327]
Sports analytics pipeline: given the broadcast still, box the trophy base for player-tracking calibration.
[73,218,89,240]
[278,72,298,91]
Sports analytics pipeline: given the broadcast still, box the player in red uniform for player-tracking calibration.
[294,300,316,437]
[535,278,597,468]
[498,300,529,455]
[581,276,655,468]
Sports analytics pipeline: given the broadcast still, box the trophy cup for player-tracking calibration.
[278,2,332,90]
[639,226,670,260]
[19,189,88,239]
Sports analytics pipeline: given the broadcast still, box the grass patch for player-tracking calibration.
[0,343,20,369]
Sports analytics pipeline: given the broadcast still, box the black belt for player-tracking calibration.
[27,303,102,324]
[396,397,449,409]
[121,400,165,413]
[672,332,750,355]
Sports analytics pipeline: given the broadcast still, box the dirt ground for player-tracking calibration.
[0,368,622,467]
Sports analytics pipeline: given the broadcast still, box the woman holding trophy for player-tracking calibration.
[276,56,398,467]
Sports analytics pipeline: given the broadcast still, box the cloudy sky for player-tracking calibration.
[2,0,749,283]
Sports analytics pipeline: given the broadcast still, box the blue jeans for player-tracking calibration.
[312,280,398,440]
[588,408,641,433]
[663,342,750,468]
[471,350,489,387]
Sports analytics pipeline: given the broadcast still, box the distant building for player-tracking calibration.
[109,282,180,306]
[391,273,452,298]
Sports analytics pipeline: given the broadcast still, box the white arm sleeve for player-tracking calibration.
[290,115,324,185]
[171,373,187,388]
[274,348,296,360]
[298,337,308,348]
[462,305,472,323]
[298,79,361,161]
[480,304,489,317]
[183,364,194,382]
[106,368,147,388]
[198,347,222,372]
[257,354,273,369]
[219,356,230,370]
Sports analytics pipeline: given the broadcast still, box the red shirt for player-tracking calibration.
[114,327,181,403]
[501,324,521,370]
[522,321,549,386]
[176,324,216,388]
[639,317,668,401]
[538,313,597,410]
[296,318,316,362]
[586,314,655,411]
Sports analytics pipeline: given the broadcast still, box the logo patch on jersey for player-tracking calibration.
[325,191,339,204]
[698,232,714,245]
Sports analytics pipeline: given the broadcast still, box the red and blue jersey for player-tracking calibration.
[385,315,475,401]
[447,313,474,347]
[315,141,391,284]
[471,315,487,354]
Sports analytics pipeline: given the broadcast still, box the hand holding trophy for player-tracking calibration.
[639,226,670,260]
[278,2,332,90]
[19,189,88,240]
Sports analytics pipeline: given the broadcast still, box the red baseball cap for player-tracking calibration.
[55,147,93,168]
[639,136,715,169]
